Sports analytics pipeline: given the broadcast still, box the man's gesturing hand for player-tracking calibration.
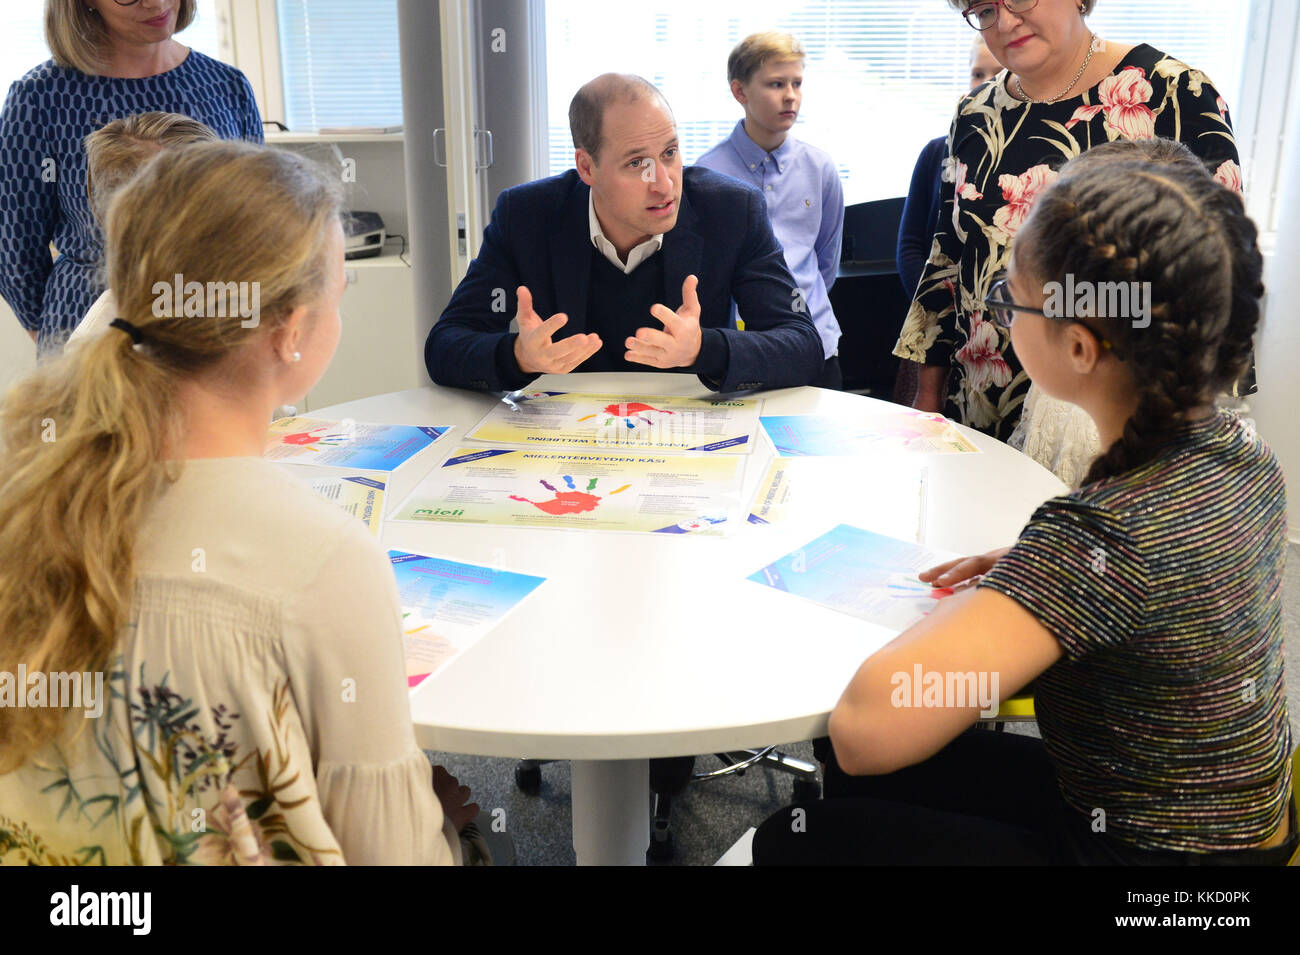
[513,285,602,375]
[627,274,704,369]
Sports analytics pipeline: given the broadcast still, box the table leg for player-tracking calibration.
[570,759,649,866]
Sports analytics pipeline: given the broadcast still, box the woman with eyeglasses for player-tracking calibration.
[753,139,1293,866]
[893,0,1245,452]
[0,0,262,355]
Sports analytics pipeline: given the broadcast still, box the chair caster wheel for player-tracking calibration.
[647,831,675,863]
[514,764,541,795]
[792,778,821,802]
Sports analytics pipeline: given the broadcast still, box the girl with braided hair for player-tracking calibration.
[754,139,1292,865]
[1008,137,1255,485]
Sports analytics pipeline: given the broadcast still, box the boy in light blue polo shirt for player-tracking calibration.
[696,31,845,389]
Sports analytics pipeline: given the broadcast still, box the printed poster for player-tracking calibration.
[391,446,745,535]
[468,391,761,453]
[278,466,386,536]
[265,416,451,470]
[760,411,979,456]
[748,524,959,631]
[747,458,929,544]
[389,551,546,690]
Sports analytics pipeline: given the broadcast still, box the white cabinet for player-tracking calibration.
[302,254,426,412]
[263,135,428,412]
[0,300,37,392]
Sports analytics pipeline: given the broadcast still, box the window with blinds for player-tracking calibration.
[1,0,224,91]
[277,0,402,133]
[544,0,1250,205]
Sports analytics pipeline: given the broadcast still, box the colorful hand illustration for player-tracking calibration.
[578,402,675,430]
[281,425,329,446]
[674,515,727,532]
[280,424,354,448]
[276,420,353,449]
[509,476,629,515]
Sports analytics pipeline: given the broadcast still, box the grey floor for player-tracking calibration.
[426,543,1300,866]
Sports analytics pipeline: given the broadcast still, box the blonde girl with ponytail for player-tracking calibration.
[0,141,474,865]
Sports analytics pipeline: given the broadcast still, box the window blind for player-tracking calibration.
[277,0,402,133]
[544,0,1250,205]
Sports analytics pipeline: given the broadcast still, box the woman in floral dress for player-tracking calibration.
[896,0,1243,447]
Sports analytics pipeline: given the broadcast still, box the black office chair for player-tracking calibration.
[514,751,820,862]
[831,197,913,399]
[645,751,820,861]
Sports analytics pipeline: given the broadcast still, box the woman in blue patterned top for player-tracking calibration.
[0,0,262,353]
[753,139,1293,865]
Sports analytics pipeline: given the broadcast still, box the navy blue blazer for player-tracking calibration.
[896,135,947,300]
[425,167,824,393]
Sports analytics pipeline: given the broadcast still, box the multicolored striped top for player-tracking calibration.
[980,409,1291,853]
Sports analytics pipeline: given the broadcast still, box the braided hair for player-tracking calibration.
[1013,139,1264,486]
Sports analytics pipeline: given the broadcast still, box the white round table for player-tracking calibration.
[317,372,1067,865]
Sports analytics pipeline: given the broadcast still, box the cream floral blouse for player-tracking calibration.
[0,458,460,865]
[893,43,1244,441]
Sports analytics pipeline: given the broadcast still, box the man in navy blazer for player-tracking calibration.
[425,73,825,393]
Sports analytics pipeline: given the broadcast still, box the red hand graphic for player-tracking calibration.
[282,427,328,446]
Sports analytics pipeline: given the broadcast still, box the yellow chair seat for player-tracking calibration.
[1289,744,1299,866]
[989,692,1036,721]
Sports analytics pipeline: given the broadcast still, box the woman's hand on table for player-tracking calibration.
[432,765,479,833]
[919,547,1012,591]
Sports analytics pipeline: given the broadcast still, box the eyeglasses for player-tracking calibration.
[962,0,1040,31]
[984,276,1123,357]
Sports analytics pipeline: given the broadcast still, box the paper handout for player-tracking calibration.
[391,446,745,535]
[468,392,761,453]
[390,550,546,690]
[761,411,979,456]
[748,524,959,631]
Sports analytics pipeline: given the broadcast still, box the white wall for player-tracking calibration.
[0,299,38,396]
[1252,101,1300,545]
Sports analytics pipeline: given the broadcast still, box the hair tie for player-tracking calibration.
[109,318,144,346]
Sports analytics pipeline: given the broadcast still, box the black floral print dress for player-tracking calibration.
[893,43,1243,440]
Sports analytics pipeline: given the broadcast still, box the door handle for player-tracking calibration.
[474,128,494,170]
[433,127,448,167]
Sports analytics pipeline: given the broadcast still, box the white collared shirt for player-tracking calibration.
[588,191,664,274]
